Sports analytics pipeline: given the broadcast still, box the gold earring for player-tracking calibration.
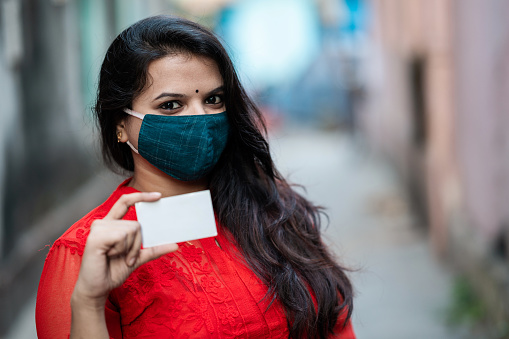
[117,132,122,143]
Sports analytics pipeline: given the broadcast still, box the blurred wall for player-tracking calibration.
[0,2,94,333]
[0,0,183,334]
[360,0,509,325]
[453,0,509,248]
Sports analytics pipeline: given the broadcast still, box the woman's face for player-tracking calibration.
[119,53,225,149]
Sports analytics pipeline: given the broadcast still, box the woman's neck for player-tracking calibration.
[129,156,208,197]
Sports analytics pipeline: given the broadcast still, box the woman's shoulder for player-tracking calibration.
[51,178,137,256]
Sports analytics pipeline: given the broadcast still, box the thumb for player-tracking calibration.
[135,243,179,268]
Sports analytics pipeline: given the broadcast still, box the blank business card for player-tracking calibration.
[135,190,217,247]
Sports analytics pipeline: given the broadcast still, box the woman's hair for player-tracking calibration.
[95,15,353,338]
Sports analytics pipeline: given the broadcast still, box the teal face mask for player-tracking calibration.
[124,109,229,181]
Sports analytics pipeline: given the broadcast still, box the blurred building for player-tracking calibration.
[359,0,509,328]
[0,0,190,335]
[215,0,369,128]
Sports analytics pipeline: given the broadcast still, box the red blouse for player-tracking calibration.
[36,180,355,338]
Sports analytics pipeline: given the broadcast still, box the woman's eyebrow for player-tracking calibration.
[153,86,224,101]
[153,92,185,101]
[206,86,225,95]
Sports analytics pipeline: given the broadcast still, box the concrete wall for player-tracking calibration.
[360,0,509,326]
[453,0,509,244]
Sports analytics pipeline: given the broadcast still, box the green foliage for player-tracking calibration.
[446,276,486,326]
[445,276,509,339]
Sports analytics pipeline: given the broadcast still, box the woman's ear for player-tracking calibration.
[116,120,128,143]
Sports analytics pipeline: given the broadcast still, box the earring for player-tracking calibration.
[117,132,122,143]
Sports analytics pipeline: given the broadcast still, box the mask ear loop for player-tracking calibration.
[126,141,139,154]
[124,108,145,120]
[123,108,145,154]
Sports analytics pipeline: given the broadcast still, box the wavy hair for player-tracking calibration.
[95,15,353,338]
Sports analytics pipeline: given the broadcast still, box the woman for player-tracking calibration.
[36,15,355,338]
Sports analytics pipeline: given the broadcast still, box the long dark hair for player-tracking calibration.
[95,15,353,338]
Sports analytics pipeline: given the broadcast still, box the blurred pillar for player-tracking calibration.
[422,0,457,256]
[0,0,25,259]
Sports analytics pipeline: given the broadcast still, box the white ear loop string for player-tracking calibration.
[123,108,145,154]
[124,108,145,120]
[126,141,139,154]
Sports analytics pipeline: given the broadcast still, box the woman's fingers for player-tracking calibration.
[90,191,175,269]
[90,220,139,256]
[104,192,161,220]
[134,243,179,269]
[90,219,175,269]
[100,192,163,264]
[104,229,131,257]
[76,192,177,302]
[126,227,143,266]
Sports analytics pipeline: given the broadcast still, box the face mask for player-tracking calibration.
[124,108,230,181]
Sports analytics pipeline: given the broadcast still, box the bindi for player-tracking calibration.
[195,89,199,93]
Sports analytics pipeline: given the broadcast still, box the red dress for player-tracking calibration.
[36,180,355,338]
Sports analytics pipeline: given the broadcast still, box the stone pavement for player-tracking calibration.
[5,127,467,338]
[270,128,466,339]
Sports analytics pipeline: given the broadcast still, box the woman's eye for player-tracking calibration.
[205,95,223,105]
[160,101,182,110]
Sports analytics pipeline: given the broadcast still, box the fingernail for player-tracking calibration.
[147,192,161,198]
[128,257,136,266]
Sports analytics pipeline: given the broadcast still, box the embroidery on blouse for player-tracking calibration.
[49,216,98,256]
[43,184,303,338]
[47,201,285,338]
[115,241,248,338]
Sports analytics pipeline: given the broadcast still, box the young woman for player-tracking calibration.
[36,15,355,339]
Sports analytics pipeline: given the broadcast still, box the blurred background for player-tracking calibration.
[1,0,508,338]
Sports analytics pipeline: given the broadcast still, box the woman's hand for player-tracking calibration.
[70,192,178,338]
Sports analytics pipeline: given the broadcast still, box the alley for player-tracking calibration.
[6,127,465,339]
[271,127,465,339]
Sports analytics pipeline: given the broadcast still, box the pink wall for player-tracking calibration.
[453,0,509,241]
[362,0,509,253]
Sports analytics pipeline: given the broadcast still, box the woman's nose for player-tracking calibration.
[187,102,207,115]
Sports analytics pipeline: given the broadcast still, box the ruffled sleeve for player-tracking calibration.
[36,243,80,339]
[35,180,138,338]
[36,242,122,339]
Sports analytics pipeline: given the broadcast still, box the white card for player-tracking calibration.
[135,190,217,247]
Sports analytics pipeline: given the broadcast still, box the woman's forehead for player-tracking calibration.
[145,54,223,92]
